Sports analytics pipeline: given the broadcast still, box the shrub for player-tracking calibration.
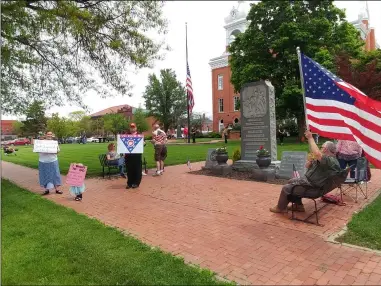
[232,124,241,131]
[145,135,153,141]
[208,132,222,138]
[232,149,241,162]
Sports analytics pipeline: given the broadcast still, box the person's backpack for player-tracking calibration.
[321,194,346,206]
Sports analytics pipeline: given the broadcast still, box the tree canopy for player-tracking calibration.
[336,49,381,102]
[133,108,149,133]
[1,0,168,114]
[21,100,47,137]
[103,113,129,137]
[143,69,187,132]
[229,0,364,138]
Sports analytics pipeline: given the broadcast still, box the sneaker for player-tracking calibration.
[142,171,147,176]
[269,206,288,213]
[152,171,161,177]
[159,170,163,175]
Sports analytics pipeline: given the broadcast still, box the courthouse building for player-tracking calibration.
[209,1,379,132]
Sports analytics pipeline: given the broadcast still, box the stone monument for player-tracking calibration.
[202,149,218,170]
[233,80,280,172]
[277,151,308,179]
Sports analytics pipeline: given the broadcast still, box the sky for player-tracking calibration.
[3,1,381,121]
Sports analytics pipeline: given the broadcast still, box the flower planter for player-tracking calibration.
[256,155,271,168]
[216,153,229,165]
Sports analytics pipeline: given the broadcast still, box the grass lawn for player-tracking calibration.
[2,137,312,177]
[336,193,381,251]
[1,179,231,285]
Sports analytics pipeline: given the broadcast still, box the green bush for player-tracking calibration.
[208,132,222,138]
[279,119,298,136]
[232,124,241,131]
[232,149,241,162]
[145,135,153,141]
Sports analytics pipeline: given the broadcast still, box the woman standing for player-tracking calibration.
[125,123,144,189]
[222,126,229,144]
[336,140,362,178]
[38,131,63,195]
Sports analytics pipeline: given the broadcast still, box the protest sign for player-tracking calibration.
[33,140,59,153]
[117,134,144,154]
[66,163,87,187]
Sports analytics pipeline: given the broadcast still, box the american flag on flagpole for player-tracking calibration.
[292,164,300,179]
[300,52,381,168]
[187,62,195,114]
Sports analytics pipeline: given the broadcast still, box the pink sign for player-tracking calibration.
[66,163,87,187]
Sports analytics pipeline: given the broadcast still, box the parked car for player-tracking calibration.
[65,137,77,144]
[86,137,99,143]
[13,138,31,146]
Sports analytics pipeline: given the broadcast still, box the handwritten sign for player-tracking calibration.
[117,134,144,154]
[66,164,87,187]
[33,140,59,153]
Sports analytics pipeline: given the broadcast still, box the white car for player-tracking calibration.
[86,137,99,143]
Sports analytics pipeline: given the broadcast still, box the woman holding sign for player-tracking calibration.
[37,131,63,195]
[125,123,145,189]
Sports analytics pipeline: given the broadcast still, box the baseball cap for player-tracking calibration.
[130,123,136,128]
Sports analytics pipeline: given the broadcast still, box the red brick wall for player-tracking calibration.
[212,66,240,132]
[1,120,16,135]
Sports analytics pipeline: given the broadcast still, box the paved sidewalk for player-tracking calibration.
[2,161,381,285]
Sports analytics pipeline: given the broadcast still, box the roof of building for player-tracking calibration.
[89,104,149,118]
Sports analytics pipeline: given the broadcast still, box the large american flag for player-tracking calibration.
[186,62,195,113]
[301,53,381,168]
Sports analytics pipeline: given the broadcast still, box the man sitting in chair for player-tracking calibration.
[270,130,341,213]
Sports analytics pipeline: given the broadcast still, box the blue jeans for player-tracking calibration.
[338,158,357,178]
[108,157,125,174]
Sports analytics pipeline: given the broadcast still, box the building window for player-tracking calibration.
[234,118,239,124]
[217,75,223,90]
[219,98,224,113]
[234,96,240,111]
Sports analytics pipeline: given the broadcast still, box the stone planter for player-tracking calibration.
[215,153,229,165]
[256,155,271,168]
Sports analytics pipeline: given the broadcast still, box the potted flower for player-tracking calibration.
[256,146,271,168]
[215,146,228,165]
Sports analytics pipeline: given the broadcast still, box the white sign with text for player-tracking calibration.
[117,134,144,154]
[33,140,59,153]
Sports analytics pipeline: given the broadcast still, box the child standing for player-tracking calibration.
[67,163,86,201]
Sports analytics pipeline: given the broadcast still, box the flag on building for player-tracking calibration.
[292,164,300,179]
[299,52,381,168]
[187,62,195,114]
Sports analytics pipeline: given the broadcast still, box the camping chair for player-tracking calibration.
[288,168,350,226]
[339,157,368,203]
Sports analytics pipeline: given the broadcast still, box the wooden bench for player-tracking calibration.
[99,154,120,178]
[288,168,350,226]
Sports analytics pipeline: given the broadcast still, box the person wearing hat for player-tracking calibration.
[124,123,145,189]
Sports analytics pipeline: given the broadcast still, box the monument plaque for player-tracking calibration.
[233,80,278,171]
[278,151,308,179]
[202,149,218,170]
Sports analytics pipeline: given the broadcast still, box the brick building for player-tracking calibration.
[209,1,379,132]
[0,120,17,140]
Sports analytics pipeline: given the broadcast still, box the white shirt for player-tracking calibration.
[39,145,60,163]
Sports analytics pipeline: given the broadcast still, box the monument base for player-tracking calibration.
[232,160,281,172]
[211,164,232,176]
[252,168,276,182]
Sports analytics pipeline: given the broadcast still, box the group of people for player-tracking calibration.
[270,132,370,214]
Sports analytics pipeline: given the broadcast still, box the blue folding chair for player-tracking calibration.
[339,157,368,203]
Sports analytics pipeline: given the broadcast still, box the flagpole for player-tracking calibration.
[296,46,309,130]
[186,22,190,144]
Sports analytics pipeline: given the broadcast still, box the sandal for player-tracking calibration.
[55,190,63,194]
[42,190,50,196]
[75,197,82,201]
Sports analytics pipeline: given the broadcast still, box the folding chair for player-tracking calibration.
[339,157,368,203]
[289,168,349,226]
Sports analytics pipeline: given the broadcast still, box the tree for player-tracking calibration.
[21,100,47,137]
[190,112,203,131]
[229,0,364,140]
[78,115,92,135]
[12,121,25,137]
[143,69,187,132]
[69,111,87,122]
[336,50,381,101]
[91,117,104,136]
[103,113,128,137]
[1,1,168,114]
[133,108,149,133]
[47,113,69,140]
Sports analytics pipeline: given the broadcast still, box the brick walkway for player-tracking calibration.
[2,161,381,285]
